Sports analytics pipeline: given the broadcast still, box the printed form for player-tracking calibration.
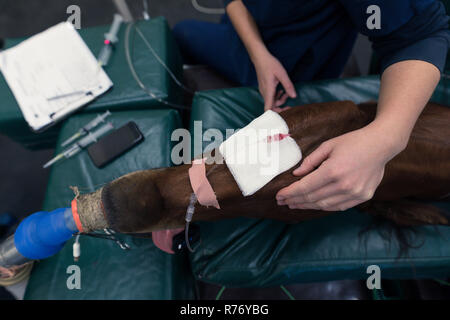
[0,22,113,131]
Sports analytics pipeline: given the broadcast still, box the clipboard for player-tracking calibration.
[0,22,113,132]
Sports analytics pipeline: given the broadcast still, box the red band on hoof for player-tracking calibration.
[71,198,84,232]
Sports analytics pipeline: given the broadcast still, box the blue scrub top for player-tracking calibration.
[222,0,450,85]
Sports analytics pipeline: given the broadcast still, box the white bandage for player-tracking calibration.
[219,110,302,196]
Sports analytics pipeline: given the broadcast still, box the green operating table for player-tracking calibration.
[25,76,450,299]
[24,109,196,300]
[188,76,450,287]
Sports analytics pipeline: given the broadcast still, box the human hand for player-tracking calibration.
[253,51,297,111]
[276,125,405,211]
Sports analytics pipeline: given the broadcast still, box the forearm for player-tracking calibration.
[367,60,441,157]
[226,0,269,63]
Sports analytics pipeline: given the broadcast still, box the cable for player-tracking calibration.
[184,164,220,253]
[75,231,131,250]
[185,193,198,253]
[280,285,295,300]
[73,234,81,262]
[124,22,192,111]
[133,23,194,95]
[185,222,193,252]
[191,0,225,15]
[215,286,226,300]
[125,22,189,110]
[433,278,450,286]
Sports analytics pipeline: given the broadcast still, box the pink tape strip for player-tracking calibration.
[189,158,221,209]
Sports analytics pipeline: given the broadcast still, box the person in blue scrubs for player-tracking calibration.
[174,0,450,212]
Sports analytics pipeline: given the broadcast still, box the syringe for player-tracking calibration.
[43,122,114,169]
[61,110,111,147]
[98,14,124,67]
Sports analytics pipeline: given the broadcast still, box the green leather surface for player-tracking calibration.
[0,17,182,149]
[188,76,450,287]
[24,109,196,299]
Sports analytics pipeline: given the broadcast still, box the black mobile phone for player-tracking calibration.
[87,121,144,168]
[171,224,201,253]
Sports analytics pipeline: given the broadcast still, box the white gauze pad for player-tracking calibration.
[219,110,302,196]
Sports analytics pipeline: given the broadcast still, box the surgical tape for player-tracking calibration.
[188,158,220,209]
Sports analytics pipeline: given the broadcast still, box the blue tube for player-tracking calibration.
[14,208,78,260]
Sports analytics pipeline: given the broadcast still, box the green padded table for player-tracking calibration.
[24,109,196,299]
[188,75,450,287]
[0,17,183,149]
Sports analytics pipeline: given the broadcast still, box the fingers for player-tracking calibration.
[265,89,288,111]
[286,193,349,210]
[272,106,290,113]
[279,192,361,211]
[327,199,362,212]
[263,84,276,111]
[277,182,342,206]
[278,182,375,211]
[276,90,283,100]
[293,142,333,176]
[276,143,335,201]
[276,69,297,98]
[276,165,335,202]
[302,195,361,212]
[260,57,296,110]
[274,92,289,107]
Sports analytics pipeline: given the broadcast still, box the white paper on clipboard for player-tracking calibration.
[0,22,113,131]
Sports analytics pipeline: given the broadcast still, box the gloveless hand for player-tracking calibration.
[276,124,406,211]
[253,51,297,111]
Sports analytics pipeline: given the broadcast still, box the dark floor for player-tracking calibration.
[200,279,450,300]
[198,280,372,300]
[0,0,221,38]
[0,0,449,300]
[0,135,53,220]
